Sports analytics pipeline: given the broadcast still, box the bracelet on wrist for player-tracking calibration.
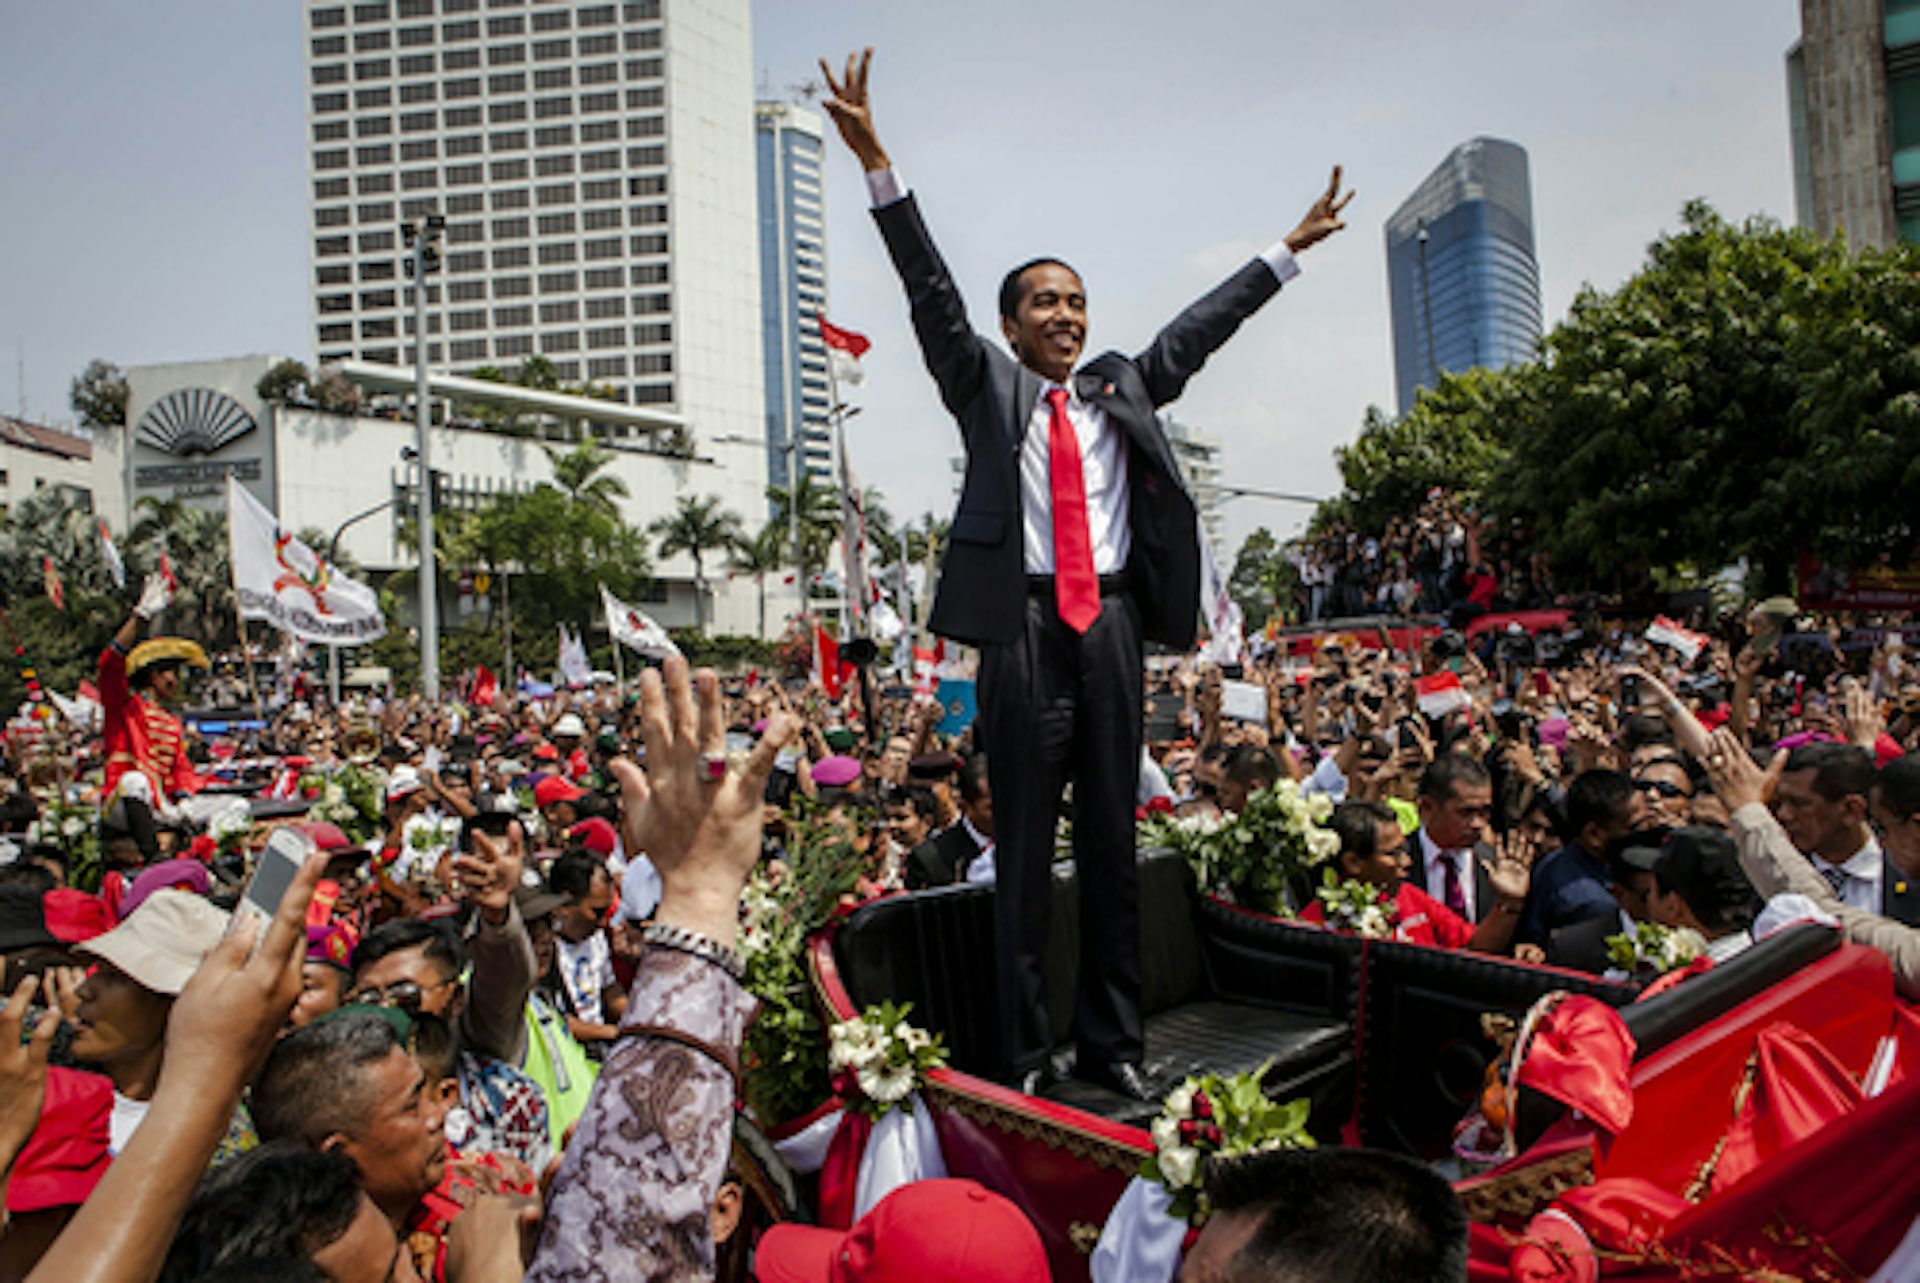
[641,921,744,982]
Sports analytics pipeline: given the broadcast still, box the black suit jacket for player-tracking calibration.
[1884,857,1920,926]
[905,823,982,892]
[1547,909,1625,976]
[873,194,1287,648]
[1402,830,1497,925]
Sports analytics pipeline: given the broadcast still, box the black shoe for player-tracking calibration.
[1014,1062,1061,1096]
[1082,1059,1156,1103]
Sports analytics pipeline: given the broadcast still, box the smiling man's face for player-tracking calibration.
[1001,261,1086,383]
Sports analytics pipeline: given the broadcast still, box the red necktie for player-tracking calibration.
[1441,852,1467,918]
[1044,387,1101,633]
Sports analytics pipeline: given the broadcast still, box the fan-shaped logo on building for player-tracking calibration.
[135,387,258,456]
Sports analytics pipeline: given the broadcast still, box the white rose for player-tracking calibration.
[1165,1083,1196,1118]
[62,817,85,838]
[1151,1116,1180,1153]
[1305,793,1335,823]
[1159,1144,1201,1189]
[1306,828,1340,861]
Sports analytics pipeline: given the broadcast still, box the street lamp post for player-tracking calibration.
[402,214,445,700]
[326,496,399,706]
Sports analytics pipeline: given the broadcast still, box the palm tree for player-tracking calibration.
[542,442,629,518]
[727,522,787,639]
[766,472,840,580]
[128,495,233,645]
[650,495,744,632]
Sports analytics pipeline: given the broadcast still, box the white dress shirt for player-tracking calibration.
[1419,827,1478,922]
[862,166,1301,572]
[1810,835,1883,914]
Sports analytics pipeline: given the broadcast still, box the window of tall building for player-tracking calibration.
[443,18,479,40]
[358,172,395,193]
[354,29,391,51]
[400,82,436,103]
[494,276,531,297]
[540,270,578,292]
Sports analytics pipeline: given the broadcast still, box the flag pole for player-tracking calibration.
[234,606,263,723]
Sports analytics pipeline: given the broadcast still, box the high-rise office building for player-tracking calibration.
[1787,0,1920,248]
[1383,138,1543,416]
[1163,415,1226,555]
[755,100,832,502]
[302,0,763,443]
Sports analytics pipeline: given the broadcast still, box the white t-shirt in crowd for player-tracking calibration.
[556,930,616,1026]
[620,854,662,923]
[109,1091,151,1156]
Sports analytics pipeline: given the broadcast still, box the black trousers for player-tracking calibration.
[979,580,1144,1075]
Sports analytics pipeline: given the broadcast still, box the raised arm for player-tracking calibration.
[821,48,989,415]
[1134,166,1353,406]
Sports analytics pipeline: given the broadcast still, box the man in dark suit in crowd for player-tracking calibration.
[1407,756,1499,925]
[821,49,1351,1098]
[906,754,994,890]
[1775,742,1920,926]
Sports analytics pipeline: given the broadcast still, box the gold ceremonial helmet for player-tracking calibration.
[127,637,211,678]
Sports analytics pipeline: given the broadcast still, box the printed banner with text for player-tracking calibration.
[228,477,387,644]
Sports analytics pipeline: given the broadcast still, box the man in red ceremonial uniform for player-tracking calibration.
[99,572,208,866]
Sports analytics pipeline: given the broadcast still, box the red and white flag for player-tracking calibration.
[601,584,680,660]
[1645,616,1709,665]
[1414,671,1469,719]
[98,520,126,590]
[817,313,870,386]
[41,556,63,611]
[912,642,944,699]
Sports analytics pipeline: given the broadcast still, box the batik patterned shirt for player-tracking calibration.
[525,945,749,1282]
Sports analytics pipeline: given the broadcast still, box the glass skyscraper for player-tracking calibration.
[1384,137,1544,416]
[755,100,831,503]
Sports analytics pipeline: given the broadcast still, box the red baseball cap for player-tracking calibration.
[6,1067,111,1213]
[534,775,586,808]
[42,889,113,945]
[568,816,618,856]
[756,1180,1049,1283]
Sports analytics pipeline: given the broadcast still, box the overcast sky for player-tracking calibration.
[0,1,1802,556]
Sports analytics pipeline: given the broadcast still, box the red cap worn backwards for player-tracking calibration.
[756,1179,1049,1283]
[534,775,585,808]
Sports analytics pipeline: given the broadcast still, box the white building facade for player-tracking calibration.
[295,0,776,634]
[94,354,779,636]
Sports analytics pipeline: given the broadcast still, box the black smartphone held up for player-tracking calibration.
[1619,674,1643,709]
[242,827,315,920]
[459,809,517,853]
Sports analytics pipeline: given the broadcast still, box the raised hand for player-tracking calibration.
[1702,728,1782,813]
[1482,832,1532,904]
[134,570,174,622]
[1839,681,1885,751]
[818,47,890,172]
[0,976,59,1174]
[1284,166,1355,254]
[608,656,795,946]
[452,825,524,925]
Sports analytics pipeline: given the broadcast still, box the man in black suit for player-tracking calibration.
[906,753,994,890]
[1407,755,1499,925]
[1775,742,1920,926]
[821,49,1351,1098]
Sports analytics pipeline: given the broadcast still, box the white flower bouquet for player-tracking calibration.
[1140,780,1338,916]
[1142,1062,1315,1224]
[1314,869,1399,940]
[1605,921,1707,981]
[827,1001,947,1120]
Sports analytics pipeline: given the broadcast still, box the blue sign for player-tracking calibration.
[934,679,977,737]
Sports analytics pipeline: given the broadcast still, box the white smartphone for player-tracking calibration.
[242,827,315,920]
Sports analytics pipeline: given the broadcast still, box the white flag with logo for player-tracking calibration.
[601,584,681,660]
[228,478,386,645]
[557,624,592,689]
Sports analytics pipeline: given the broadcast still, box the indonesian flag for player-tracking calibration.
[158,545,178,593]
[1646,616,1709,665]
[601,584,680,660]
[1414,671,1470,719]
[98,520,126,590]
[41,556,63,610]
[817,313,870,386]
[814,625,856,700]
[912,643,943,699]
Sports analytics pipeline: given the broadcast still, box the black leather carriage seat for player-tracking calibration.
[829,849,1356,1127]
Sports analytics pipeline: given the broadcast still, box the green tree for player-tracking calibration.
[767,472,841,585]
[651,495,743,632]
[256,359,312,406]
[129,497,234,646]
[70,359,128,431]
[1325,365,1528,533]
[728,522,788,639]
[543,442,629,518]
[1501,201,1920,591]
[1228,527,1297,629]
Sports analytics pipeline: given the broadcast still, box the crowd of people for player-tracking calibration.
[1289,489,1557,623]
[1,554,1917,1278]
